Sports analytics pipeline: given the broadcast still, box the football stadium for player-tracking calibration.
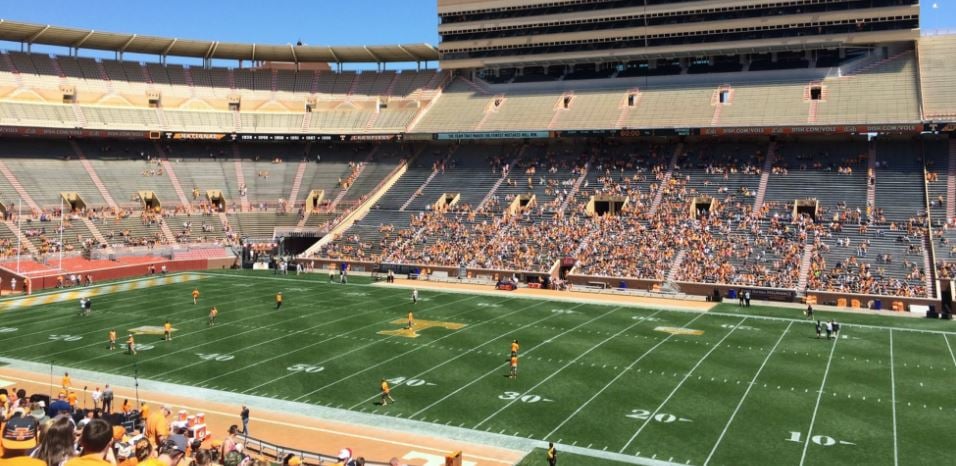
[0,1,954,465]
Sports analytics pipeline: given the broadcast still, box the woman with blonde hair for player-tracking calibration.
[32,415,77,466]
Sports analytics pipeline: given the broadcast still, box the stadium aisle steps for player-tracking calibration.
[71,141,119,210]
[0,160,40,211]
[948,140,956,222]
[867,143,877,209]
[1,220,38,255]
[158,158,191,210]
[286,161,309,213]
[752,141,777,213]
[648,144,683,216]
[796,243,815,295]
[233,153,250,213]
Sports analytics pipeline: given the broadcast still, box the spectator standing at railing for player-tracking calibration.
[240,406,249,436]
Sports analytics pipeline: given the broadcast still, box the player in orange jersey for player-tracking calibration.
[208,307,218,326]
[192,289,200,305]
[509,355,518,379]
[380,378,395,406]
[126,334,137,355]
[511,339,520,358]
[163,321,172,341]
[407,311,415,330]
[275,292,283,309]
[108,329,117,351]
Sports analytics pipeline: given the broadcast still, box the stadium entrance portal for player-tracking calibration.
[206,190,227,212]
[137,191,161,212]
[507,194,536,216]
[59,192,87,212]
[434,192,461,212]
[690,197,716,219]
[793,199,820,221]
[305,190,325,213]
[587,195,627,217]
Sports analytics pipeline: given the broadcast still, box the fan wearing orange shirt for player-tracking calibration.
[192,289,200,305]
[67,391,78,408]
[61,372,72,391]
[163,321,172,341]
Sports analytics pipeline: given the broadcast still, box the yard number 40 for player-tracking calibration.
[787,431,855,447]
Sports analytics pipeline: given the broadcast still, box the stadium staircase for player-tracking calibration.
[300,112,312,132]
[154,107,168,129]
[477,145,526,211]
[0,160,40,212]
[70,103,87,127]
[158,218,178,244]
[710,85,733,126]
[399,168,437,212]
[344,73,362,101]
[383,73,401,98]
[922,236,936,298]
[614,89,640,128]
[662,249,686,293]
[301,159,409,256]
[559,159,592,215]
[796,243,815,296]
[270,70,278,93]
[155,144,192,210]
[329,145,379,211]
[71,141,119,210]
[751,141,777,214]
[286,160,309,213]
[232,111,241,132]
[805,81,826,124]
[233,149,250,212]
[648,143,683,216]
[948,140,956,222]
[3,220,38,255]
[364,111,381,131]
[94,61,114,93]
[866,143,877,212]
[49,56,66,79]
[78,216,110,249]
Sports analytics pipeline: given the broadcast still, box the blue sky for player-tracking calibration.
[0,0,953,66]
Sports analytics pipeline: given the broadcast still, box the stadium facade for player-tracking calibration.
[0,4,953,312]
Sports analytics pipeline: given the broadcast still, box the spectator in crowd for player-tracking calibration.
[33,415,77,466]
[65,418,114,466]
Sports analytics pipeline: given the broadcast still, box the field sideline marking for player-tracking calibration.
[347,303,574,409]
[703,321,793,465]
[889,330,898,466]
[473,308,666,429]
[409,306,625,420]
[293,298,553,402]
[543,310,701,439]
[619,316,747,454]
[945,334,956,369]
[798,328,840,466]
[202,272,956,336]
[218,292,489,393]
[0,272,204,309]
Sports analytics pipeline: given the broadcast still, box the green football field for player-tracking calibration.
[0,270,954,466]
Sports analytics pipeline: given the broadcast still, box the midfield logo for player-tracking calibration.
[377,319,466,339]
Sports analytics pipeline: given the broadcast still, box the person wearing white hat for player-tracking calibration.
[334,448,353,466]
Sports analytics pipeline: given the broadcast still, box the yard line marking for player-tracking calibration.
[8,283,284,356]
[292,295,543,401]
[889,330,898,466]
[799,331,840,466]
[241,297,500,401]
[707,310,956,336]
[347,301,570,409]
[703,321,793,465]
[54,285,381,370]
[945,334,956,369]
[544,311,704,439]
[409,306,626,420]
[473,309,662,429]
[619,316,747,454]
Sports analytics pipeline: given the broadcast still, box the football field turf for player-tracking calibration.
[0,270,954,466]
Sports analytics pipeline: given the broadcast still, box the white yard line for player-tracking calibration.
[703,321,793,465]
[544,311,704,439]
[409,306,625,420]
[347,303,572,409]
[292,296,560,401]
[945,334,956,369]
[189,291,479,387]
[708,310,956,336]
[798,331,840,466]
[473,309,663,429]
[619,316,747,454]
[889,330,899,466]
